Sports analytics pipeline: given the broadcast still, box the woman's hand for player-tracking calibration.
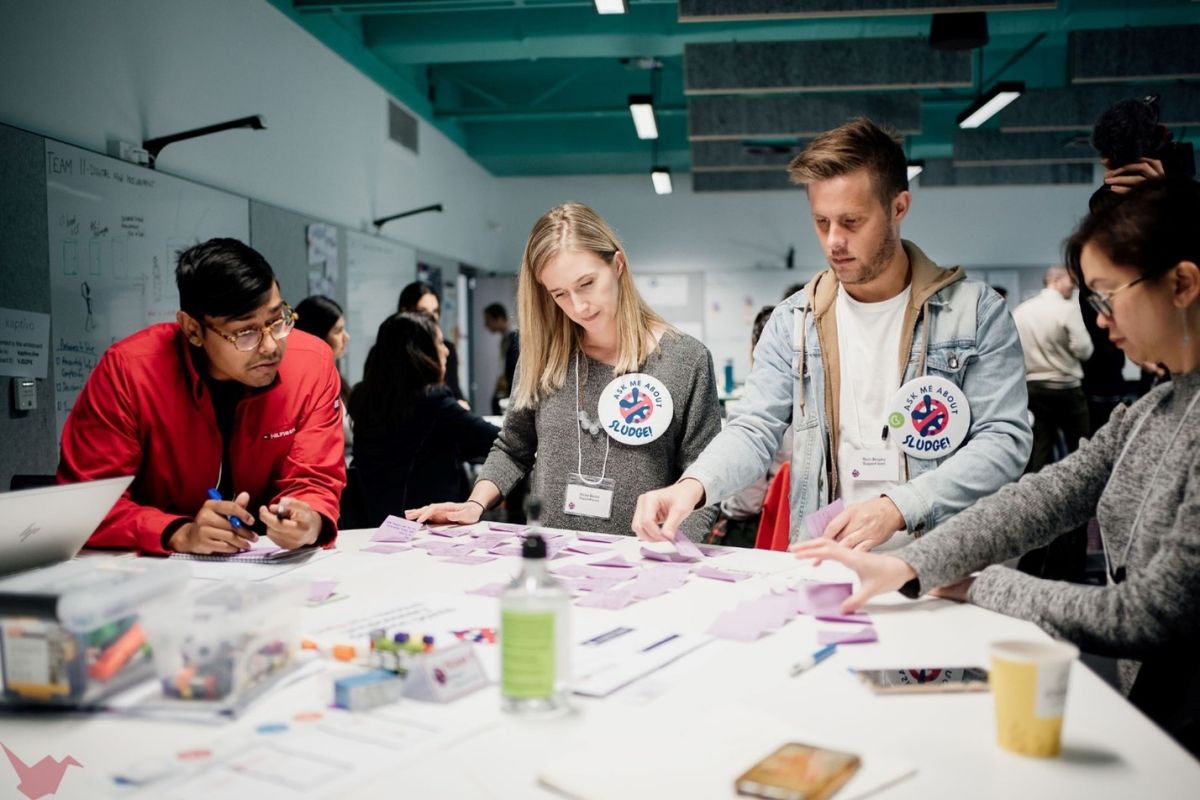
[1104,157,1166,194]
[929,576,975,603]
[788,538,918,614]
[405,501,484,526]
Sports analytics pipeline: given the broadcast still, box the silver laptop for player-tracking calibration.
[0,476,135,576]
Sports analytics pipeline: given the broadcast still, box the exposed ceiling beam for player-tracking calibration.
[679,0,1056,24]
[919,158,1093,185]
[691,140,801,171]
[953,130,1097,166]
[1000,84,1200,132]
[1071,24,1200,83]
[689,93,921,141]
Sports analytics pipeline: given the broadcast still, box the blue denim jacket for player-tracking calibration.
[684,241,1032,543]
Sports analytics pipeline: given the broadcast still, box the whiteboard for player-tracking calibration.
[344,230,416,386]
[704,270,813,384]
[45,141,250,436]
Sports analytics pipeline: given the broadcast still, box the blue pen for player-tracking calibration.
[207,487,243,529]
[789,644,837,677]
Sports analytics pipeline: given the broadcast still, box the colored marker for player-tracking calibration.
[207,488,243,529]
[789,643,837,677]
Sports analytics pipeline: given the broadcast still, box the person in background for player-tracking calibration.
[633,118,1031,550]
[483,302,520,415]
[708,305,793,548]
[407,202,722,540]
[58,238,345,554]
[1011,266,1094,581]
[294,295,352,451]
[781,283,804,301]
[398,281,468,408]
[791,178,1200,757]
[349,312,498,526]
[991,285,1009,302]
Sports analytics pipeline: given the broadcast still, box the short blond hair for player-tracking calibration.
[510,202,670,409]
[787,117,908,209]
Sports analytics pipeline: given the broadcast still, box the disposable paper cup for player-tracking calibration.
[989,639,1078,757]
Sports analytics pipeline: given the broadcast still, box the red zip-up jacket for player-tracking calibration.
[57,324,346,553]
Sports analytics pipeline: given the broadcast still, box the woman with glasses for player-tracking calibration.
[349,312,499,526]
[58,238,346,554]
[791,179,1200,755]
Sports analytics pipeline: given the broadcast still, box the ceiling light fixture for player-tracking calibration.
[628,94,658,140]
[907,161,925,180]
[651,167,673,195]
[958,82,1025,129]
[593,0,628,14]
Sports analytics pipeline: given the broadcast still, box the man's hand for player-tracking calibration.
[819,496,906,551]
[788,538,917,614]
[1104,157,1165,195]
[169,491,257,554]
[259,496,322,550]
[631,478,706,541]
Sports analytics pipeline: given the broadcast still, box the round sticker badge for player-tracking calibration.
[597,373,674,446]
[887,375,971,460]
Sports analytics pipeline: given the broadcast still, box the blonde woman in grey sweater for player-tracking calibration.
[408,203,721,540]
[792,179,1200,755]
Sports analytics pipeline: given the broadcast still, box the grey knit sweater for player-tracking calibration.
[478,331,721,540]
[897,369,1200,694]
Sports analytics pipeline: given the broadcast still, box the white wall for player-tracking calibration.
[489,173,1100,275]
[0,0,501,268]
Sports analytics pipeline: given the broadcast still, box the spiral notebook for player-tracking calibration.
[168,540,318,564]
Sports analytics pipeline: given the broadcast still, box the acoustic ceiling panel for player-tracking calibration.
[953,131,1097,166]
[1000,84,1200,132]
[919,158,1093,186]
[684,38,972,94]
[691,140,800,171]
[693,170,795,192]
[679,0,1056,22]
[1071,25,1200,84]
[689,93,921,140]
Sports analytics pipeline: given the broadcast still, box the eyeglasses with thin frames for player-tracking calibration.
[206,304,298,352]
[1085,275,1149,319]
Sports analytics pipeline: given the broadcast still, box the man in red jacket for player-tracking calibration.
[58,238,346,554]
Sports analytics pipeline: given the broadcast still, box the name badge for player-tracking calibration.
[564,473,615,520]
[844,448,901,482]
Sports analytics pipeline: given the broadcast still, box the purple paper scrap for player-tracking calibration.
[671,533,705,560]
[488,544,524,557]
[693,565,751,583]
[428,526,473,538]
[803,499,845,540]
[575,588,637,610]
[817,625,878,646]
[696,544,732,558]
[362,544,412,555]
[306,580,337,603]
[441,554,499,566]
[575,532,624,544]
[467,583,508,598]
[640,547,694,563]
[815,614,871,625]
[565,543,610,556]
[588,554,637,569]
[803,583,853,617]
[707,611,763,642]
[488,522,528,534]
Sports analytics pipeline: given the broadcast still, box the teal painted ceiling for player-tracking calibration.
[272,0,1200,178]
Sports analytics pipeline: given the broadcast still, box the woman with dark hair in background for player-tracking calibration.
[397,281,468,407]
[294,295,352,451]
[349,312,498,526]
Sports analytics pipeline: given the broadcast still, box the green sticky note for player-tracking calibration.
[501,611,556,698]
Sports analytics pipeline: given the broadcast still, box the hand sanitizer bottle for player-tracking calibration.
[500,497,571,715]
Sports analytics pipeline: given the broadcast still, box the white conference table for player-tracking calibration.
[1,527,1196,799]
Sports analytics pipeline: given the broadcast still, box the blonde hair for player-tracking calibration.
[787,116,909,209]
[510,202,670,409]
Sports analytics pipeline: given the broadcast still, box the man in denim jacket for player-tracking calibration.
[633,118,1031,550]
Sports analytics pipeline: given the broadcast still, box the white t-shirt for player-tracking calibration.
[835,283,912,551]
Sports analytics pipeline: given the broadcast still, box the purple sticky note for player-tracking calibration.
[575,532,624,544]
[307,580,338,603]
[707,611,763,642]
[696,544,732,558]
[372,515,422,542]
[441,554,499,566]
[565,543,610,556]
[671,533,705,560]
[575,588,637,610]
[467,582,508,598]
[362,544,412,555]
[488,544,524,557]
[587,575,640,593]
[817,625,878,645]
[551,564,590,578]
[815,613,871,625]
[740,594,792,632]
[474,534,513,550]
[693,565,751,583]
[428,526,472,538]
[803,583,853,616]
[803,499,845,540]
[639,547,694,563]
[488,522,527,534]
[588,554,637,569]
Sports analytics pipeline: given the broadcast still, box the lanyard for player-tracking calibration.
[575,350,611,485]
[1102,387,1200,583]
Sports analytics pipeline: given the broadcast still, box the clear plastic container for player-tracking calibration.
[140,580,304,706]
[0,558,189,707]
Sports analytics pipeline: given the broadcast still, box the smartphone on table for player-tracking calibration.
[852,666,989,694]
[734,742,861,800]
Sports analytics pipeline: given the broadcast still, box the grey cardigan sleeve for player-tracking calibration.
[895,403,1130,591]
[968,447,1200,659]
[477,362,537,495]
[677,343,723,542]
